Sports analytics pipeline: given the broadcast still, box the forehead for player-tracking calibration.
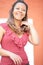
[14,2,26,9]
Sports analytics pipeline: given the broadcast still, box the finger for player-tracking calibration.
[18,57,23,64]
[17,59,22,65]
[15,59,20,65]
[13,59,17,65]
[16,60,19,65]
[15,57,22,65]
[28,19,33,25]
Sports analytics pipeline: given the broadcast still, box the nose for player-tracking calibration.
[19,9,22,13]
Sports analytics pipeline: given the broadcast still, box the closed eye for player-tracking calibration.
[16,8,19,10]
[22,9,26,12]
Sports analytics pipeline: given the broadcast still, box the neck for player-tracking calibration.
[14,18,22,28]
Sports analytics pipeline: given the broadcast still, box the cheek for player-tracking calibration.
[13,10,26,18]
[23,12,26,17]
[13,11,17,17]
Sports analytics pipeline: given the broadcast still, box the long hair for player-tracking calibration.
[9,0,28,21]
[7,0,29,34]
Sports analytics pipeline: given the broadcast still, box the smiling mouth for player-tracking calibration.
[17,12,23,15]
[17,13,22,16]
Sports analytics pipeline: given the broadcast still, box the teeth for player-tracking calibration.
[17,14,22,16]
[17,13,22,15]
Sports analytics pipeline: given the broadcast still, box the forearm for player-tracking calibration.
[0,48,22,64]
[29,25,39,45]
[0,48,12,57]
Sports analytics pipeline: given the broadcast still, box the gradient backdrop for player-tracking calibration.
[0,0,43,65]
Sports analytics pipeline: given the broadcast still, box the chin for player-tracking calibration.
[16,18,22,21]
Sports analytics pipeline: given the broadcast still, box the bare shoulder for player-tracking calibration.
[0,26,6,42]
[0,26,6,33]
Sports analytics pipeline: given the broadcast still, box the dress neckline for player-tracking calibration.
[14,32,26,39]
[7,23,26,39]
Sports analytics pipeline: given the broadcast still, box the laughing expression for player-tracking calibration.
[13,2,26,21]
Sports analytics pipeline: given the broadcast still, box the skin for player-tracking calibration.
[12,3,26,29]
[13,3,26,21]
[0,2,39,65]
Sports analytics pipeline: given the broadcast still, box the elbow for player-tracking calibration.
[32,40,39,45]
[33,36,39,45]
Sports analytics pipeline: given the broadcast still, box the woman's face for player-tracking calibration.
[13,2,26,21]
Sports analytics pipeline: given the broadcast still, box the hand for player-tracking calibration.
[9,53,23,65]
[21,19,33,32]
[28,19,34,28]
[22,19,33,27]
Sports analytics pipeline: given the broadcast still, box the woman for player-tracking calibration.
[0,0,39,65]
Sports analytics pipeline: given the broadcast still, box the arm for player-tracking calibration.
[0,26,6,41]
[0,48,22,65]
[0,48,22,64]
[28,25,39,45]
[28,19,39,45]
[22,19,39,45]
[0,26,22,65]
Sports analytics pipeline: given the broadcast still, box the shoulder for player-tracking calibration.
[0,23,7,27]
[0,23,8,31]
[0,25,6,42]
[0,26,6,34]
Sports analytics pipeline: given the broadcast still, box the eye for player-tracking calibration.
[22,9,26,12]
[16,8,19,10]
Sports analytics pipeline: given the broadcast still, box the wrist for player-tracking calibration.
[6,51,13,57]
[29,25,35,33]
[29,24,34,27]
